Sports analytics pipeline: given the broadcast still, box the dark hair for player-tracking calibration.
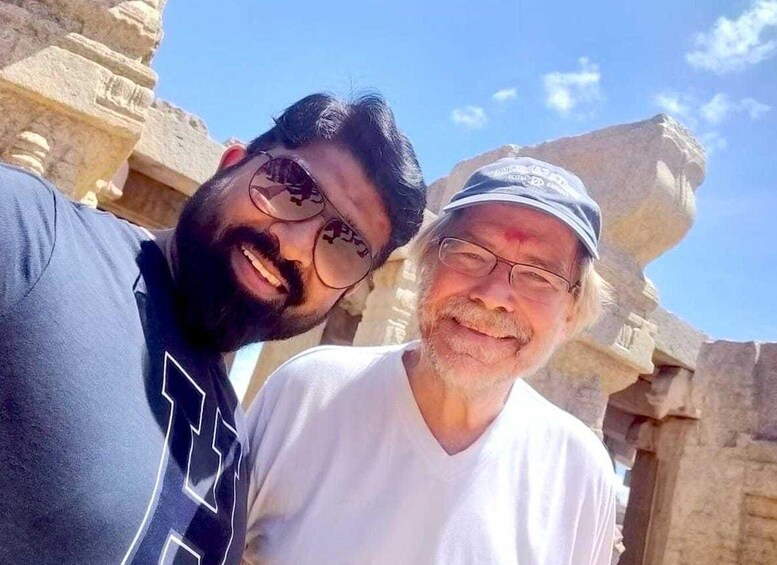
[245,93,427,266]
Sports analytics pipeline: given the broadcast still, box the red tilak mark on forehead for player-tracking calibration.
[503,229,531,243]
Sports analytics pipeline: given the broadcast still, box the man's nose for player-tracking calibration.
[468,262,516,313]
[267,215,326,269]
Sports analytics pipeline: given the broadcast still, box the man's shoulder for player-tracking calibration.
[1,162,54,188]
[0,163,58,213]
[265,343,403,391]
[283,342,401,365]
[250,343,403,416]
[245,344,406,445]
[513,380,614,476]
[0,163,145,241]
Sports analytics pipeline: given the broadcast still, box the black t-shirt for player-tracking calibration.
[0,164,248,564]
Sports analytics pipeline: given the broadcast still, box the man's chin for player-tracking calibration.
[420,331,530,389]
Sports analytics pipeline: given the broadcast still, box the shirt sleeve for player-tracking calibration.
[241,376,279,565]
[590,470,617,565]
[240,348,328,563]
[0,164,58,315]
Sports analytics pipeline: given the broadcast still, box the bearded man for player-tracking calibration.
[243,157,615,565]
[0,93,426,564]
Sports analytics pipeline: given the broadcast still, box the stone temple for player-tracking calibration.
[1,2,776,563]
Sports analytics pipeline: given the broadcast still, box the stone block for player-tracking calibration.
[132,99,224,196]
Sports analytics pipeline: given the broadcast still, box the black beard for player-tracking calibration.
[171,174,330,352]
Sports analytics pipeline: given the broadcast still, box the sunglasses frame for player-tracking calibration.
[248,150,374,290]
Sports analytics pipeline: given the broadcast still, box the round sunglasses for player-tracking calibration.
[248,151,373,289]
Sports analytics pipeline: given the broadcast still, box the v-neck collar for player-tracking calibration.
[389,342,526,481]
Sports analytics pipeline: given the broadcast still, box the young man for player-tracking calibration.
[244,157,615,564]
[0,93,426,564]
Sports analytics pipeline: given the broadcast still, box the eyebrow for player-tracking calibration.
[520,253,568,276]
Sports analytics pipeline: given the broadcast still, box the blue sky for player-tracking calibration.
[152,0,777,342]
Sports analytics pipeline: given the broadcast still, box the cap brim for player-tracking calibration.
[442,194,600,259]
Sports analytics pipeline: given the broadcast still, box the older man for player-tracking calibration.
[0,93,426,564]
[243,157,615,565]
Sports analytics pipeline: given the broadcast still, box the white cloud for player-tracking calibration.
[699,93,771,123]
[699,131,728,155]
[686,0,777,73]
[653,90,770,158]
[654,90,770,126]
[451,106,488,129]
[492,88,517,103]
[653,91,697,126]
[740,97,771,118]
[542,57,602,116]
[700,93,732,124]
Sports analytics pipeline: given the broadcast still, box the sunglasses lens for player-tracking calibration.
[249,157,324,221]
[315,219,373,289]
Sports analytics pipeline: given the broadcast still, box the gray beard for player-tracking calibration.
[416,288,567,397]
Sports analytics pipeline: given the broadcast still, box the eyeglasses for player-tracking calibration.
[248,151,373,289]
[437,237,578,304]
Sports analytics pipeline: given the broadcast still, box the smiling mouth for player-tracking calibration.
[452,317,513,340]
[240,244,288,292]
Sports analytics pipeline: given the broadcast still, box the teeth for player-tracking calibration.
[241,245,284,290]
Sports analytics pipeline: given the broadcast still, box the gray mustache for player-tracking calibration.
[437,297,532,342]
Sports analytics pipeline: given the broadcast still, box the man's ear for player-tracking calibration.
[218,144,247,172]
[560,301,579,341]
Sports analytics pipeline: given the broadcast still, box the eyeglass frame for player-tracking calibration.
[246,150,375,290]
[437,236,580,297]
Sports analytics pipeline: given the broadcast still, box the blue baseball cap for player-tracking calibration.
[442,157,601,259]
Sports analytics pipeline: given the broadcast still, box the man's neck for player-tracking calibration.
[402,348,513,456]
[147,228,230,365]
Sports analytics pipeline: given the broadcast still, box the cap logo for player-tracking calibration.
[449,157,600,258]
[490,163,577,198]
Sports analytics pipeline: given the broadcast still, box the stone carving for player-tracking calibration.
[57,0,165,63]
[94,160,129,203]
[97,74,154,121]
[2,120,50,176]
[58,33,157,91]
[131,99,224,196]
[338,281,372,317]
[353,257,420,347]
[608,366,698,423]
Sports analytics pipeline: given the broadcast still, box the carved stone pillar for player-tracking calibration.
[1,118,51,176]
[352,256,420,347]
[0,0,164,199]
[625,341,777,565]
[350,210,437,347]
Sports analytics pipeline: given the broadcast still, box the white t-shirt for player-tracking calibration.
[243,343,616,565]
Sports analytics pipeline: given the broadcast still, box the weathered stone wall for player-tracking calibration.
[655,341,777,564]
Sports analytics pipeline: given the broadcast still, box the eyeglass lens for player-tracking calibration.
[438,237,568,304]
